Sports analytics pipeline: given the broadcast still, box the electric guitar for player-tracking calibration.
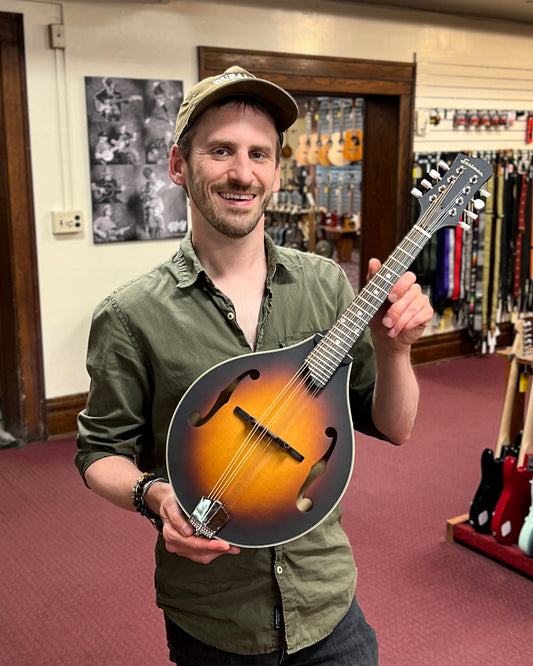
[518,472,533,556]
[469,320,529,533]
[166,153,492,548]
[492,350,533,545]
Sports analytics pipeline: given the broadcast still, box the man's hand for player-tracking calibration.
[150,483,241,564]
[366,258,433,350]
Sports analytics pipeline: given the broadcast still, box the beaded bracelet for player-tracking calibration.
[132,472,167,532]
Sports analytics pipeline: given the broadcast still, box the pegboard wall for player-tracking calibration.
[413,52,533,155]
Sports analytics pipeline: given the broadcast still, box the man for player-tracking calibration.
[76,66,433,664]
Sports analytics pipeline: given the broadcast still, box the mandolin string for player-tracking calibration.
[208,363,318,508]
[208,179,463,509]
[213,372,321,511]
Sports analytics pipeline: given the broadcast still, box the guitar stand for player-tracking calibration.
[446,514,533,579]
[446,348,533,579]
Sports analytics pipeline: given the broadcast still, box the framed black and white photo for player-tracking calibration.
[85,76,187,243]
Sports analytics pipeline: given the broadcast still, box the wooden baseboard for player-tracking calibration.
[46,392,87,438]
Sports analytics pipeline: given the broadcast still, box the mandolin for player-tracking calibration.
[166,153,492,548]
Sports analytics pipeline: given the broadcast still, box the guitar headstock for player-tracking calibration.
[412,153,493,236]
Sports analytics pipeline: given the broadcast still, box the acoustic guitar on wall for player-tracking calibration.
[317,100,333,167]
[166,153,492,548]
[343,99,363,163]
[294,102,311,167]
[328,100,350,167]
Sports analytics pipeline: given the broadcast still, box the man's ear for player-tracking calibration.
[169,144,186,186]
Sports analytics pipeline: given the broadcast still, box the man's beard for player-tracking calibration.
[187,169,271,239]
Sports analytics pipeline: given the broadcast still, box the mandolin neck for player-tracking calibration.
[305,222,431,388]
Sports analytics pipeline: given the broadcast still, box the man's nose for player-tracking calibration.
[228,152,254,185]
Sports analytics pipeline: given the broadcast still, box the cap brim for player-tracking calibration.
[187,78,299,135]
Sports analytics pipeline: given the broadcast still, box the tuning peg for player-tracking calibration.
[420,179,432,190]
[458,220,471,231]
[429,169,441,180]
[479,188,491,198]
[438,160,449,171]
[472,199,485,210]
[463,209,478,220]
[411,187,423,198]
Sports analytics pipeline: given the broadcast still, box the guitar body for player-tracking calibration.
[469,448,505,533]
[518,479,533,556]
[317,136,332,167]
[343,129,363,162]
[167,337,355,548]
[328,133,350,167]
[307,133,320,165]
[491,454,533,545]
[294,135,310,166]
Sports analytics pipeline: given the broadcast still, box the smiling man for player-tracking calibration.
[76,66,433,665]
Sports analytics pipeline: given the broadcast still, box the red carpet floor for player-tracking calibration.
[1,353,531,664]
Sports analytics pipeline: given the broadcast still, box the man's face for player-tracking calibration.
[177,102,281,239]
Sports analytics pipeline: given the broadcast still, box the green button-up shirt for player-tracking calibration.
[76,232,385,655]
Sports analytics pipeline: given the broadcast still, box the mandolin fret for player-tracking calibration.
[305,228,433,387]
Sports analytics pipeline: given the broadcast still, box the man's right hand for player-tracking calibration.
[150,483,241,564]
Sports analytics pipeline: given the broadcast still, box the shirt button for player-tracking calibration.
[227,312,235,320]
[276,565,283,574]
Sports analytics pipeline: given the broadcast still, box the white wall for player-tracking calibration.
[5,0,533,398]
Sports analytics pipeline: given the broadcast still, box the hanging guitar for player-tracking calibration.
[166,153,492,548]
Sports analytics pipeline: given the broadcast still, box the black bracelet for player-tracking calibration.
[132,472,167,532]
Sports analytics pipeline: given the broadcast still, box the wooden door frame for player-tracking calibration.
[198,46,416,287]
[0,12,46,442]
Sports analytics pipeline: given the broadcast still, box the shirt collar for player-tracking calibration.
[172,230,302,288]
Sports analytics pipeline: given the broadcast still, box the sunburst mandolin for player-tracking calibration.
[166,153,492,548]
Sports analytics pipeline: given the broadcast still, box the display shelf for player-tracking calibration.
[446,514,533,579]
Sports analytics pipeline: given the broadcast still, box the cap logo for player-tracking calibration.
[213,72,253,85]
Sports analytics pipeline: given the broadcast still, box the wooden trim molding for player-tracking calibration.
[46,393,87,438]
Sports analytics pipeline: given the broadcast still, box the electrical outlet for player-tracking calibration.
[49,24,66,49]
[52,210,84,235]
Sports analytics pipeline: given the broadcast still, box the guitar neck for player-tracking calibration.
[305,152,492,389]
[305,223,430,387]
[519,377,533,468]
[495,355,520,457]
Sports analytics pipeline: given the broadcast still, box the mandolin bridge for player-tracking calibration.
[189,497,229,539]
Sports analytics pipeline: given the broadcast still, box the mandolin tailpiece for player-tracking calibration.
[189,496,230,539]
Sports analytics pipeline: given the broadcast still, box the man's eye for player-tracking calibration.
[213,148,230,157]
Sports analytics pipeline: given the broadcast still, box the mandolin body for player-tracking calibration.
[167,337,355,548]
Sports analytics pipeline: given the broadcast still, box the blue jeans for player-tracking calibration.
[165,597,378,665]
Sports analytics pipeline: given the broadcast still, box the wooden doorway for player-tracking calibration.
[0,12,46,442]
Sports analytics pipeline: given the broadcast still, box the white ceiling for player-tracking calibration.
[333,0,533,25]
[42,0,533,26]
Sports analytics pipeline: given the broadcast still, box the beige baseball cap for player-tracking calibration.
[174,65,299,143]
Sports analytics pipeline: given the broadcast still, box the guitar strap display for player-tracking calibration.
[513,172,527,310]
